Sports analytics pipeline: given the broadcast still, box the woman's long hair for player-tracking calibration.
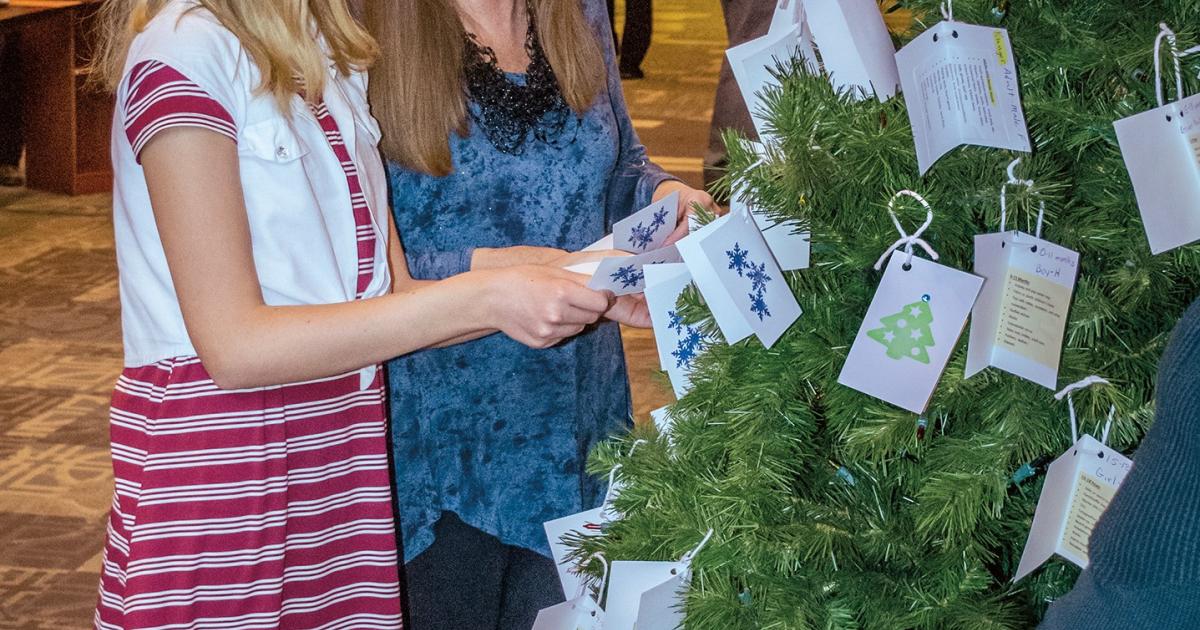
[91,0,378,108]
[366,0,604,177]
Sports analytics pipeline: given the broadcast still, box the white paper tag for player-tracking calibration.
[614,191,680,253]
[727,22,818,142]
[804,0,900,101]
[677,211,803,348]
[606,561,689,630]
[838,254,983,413]
[1113,92,1200,254]
[587,246,683,296]
[1014,434,1133,581]
[769,0,803,35]
[650,405,674,445]
[544,508,610,601]
[634,572,689,629]
[644,263,707,398]
[966,232,1079,389]
[730,183,811,272]
[532,594,605,630]
[581,233,615,253]
[895,21,1031,174]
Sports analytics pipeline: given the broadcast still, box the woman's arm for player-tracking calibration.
[143,128,614,389]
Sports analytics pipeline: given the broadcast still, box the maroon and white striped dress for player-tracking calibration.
[95,61,403,629]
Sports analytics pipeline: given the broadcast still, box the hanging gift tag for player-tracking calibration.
[1015,379,1132,581]
[803,0,900,100]
[544,469,623,599]
[769,0,803,35]
[727,20,818,142]
[1113,24,1200,254]
[645,263,708,398]
[587,245,683,296]
[838,191,983,413]
[614,191,680,253]
[532,595,604,630]
[966,160,1080,389]
[895,20,1030,174]
[677,210,802,348]
[733,141,810,271]
[966,232,1079,388]
[533,553,609,630]
[605,530,712,630]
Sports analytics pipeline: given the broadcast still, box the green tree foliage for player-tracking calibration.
[582,1,1200,627]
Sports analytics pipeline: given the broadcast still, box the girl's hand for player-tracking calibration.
[654,180,723,246]
[483,265,615,348]
[604,293,652,328]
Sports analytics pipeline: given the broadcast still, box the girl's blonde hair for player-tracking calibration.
[92,0,377,107]
[365,0,605,177]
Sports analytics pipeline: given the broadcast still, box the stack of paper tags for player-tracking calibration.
[566,192,683,295]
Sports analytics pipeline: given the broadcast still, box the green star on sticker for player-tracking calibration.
[867,299,935,364]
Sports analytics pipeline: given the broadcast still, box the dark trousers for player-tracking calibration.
[618,0,652,73]
[606,0,618,49]
[704,0,775,189]
[403,512,565,630]
[0,34,23,167]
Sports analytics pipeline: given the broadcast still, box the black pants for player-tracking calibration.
[0,34,23,167]
[618,0,653,73]
[403,512,564,630]
[703,0,775,189]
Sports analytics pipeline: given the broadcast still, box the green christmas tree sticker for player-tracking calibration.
[867,298,935,364]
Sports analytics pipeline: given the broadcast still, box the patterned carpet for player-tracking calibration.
[0,1,722,626]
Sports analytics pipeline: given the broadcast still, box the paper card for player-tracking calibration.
[644,263,708,398]
[544,507,611,601]
[1113,92,1200,254]
[895,21,1031,174]
[769,0,803,35]
[966,232,1080,389]
[1014,434,1133,581]
[615,192,680,253]
[606,560,688,630]
[731,190,812,272]
[634,572,689,629]
[582,233,614,252]
[587,246,683,296]
[838,254,983,413]
[804,0,900,101]
[532,594,605,630]
[727,21,818,141]
[679,211,802,348]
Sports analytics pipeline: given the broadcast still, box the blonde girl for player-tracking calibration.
[90,1,642,627]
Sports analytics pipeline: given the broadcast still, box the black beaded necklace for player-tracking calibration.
[462,0,577,155]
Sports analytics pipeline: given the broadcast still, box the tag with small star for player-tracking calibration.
[838,255,983,413]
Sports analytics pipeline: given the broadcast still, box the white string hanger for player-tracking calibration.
[1155,23,1185,108]
[874,190,940,271]
[998,157,1045,240]
[680,528,716,566]
[576,553,610,601]
[940,0,953,22]
[1054,375,1114,445]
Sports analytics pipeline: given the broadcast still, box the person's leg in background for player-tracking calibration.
[0,33,25,187]
[403,512,564,630]
[703,0,775,193]
[618,0,652,79]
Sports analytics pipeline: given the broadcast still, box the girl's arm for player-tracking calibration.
[142,127,614,389]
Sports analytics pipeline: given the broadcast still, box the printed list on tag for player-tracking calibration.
[966,232,1079,389]
[1114,92,1200,254]
[1014,434,1133,581]
[895,22,1031,174]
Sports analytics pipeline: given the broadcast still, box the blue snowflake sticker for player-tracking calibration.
[725,243,773,320]
[672,326,706,369]
[610,264,645,289]
[626,208,671,251]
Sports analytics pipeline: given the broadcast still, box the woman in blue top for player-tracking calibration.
[365,0,717,628]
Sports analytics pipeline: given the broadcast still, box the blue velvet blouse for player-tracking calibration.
[385,0,675,560]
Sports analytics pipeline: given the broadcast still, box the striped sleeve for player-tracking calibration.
[122,60,237,162]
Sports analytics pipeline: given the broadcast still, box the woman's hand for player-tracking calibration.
[654,179,722,246]
[482,265,615,348]
[604,293,652,328]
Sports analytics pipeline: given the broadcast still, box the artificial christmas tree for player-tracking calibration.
[576,1,1200,628]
